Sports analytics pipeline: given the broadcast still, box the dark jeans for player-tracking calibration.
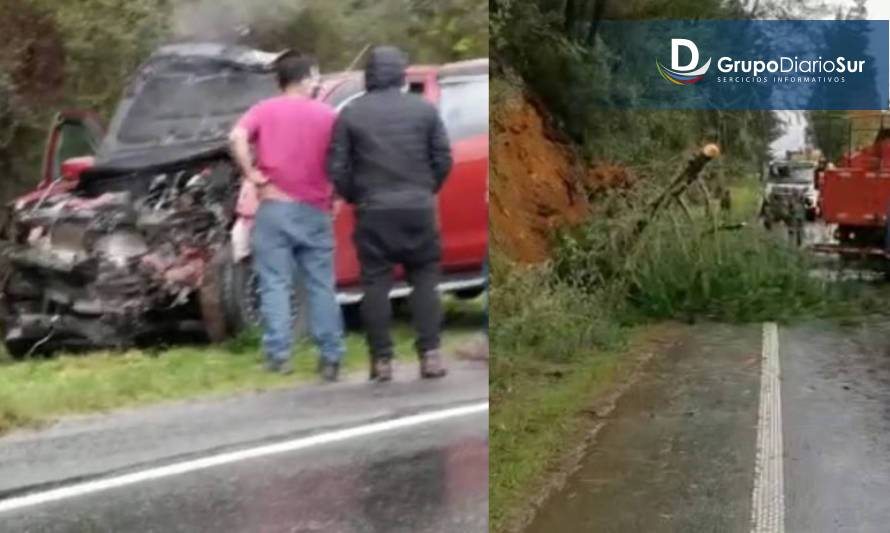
[354,208,442,360]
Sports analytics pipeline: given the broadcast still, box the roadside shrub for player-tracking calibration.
[490,253,622,367]
[626,223,829,322]
[553,195,841,324]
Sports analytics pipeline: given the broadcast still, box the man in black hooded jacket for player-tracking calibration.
[327,46,452,382]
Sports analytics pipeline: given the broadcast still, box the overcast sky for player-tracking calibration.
[867,0,890,21]
[770,0,889,156]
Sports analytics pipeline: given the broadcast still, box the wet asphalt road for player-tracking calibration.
[0,361,488,533]
[527,319,890,533]
[782,321,890,532]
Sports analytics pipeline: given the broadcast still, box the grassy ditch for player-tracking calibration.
[489,254,661,533]
[0,297,484,436]
[490,317,683,533]
[488,256,613,531]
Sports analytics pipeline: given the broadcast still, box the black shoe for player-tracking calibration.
[318,360,340,382]
[370,357,393,382]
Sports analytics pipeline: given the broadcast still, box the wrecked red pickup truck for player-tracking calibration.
[0,44,488,356]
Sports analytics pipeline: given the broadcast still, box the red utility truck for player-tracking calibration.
[815,113,890,260]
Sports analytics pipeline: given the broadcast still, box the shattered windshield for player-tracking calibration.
[104,58,277,153]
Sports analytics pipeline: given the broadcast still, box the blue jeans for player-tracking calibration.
[252,200,345,364]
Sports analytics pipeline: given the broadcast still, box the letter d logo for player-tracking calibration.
[672,39,700,71]
[657,38,711,85]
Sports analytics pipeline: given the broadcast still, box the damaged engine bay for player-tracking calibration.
[0,158,241,355]
[0,44,297,356]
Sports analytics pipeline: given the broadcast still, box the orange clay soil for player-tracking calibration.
[490,92,633,263]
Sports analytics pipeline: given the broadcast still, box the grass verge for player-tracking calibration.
[489,253,625,532]
[490,321,683,533]
[0,297,484,436]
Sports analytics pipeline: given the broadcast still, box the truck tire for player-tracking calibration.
[198,249,230,343]
[3,340,32,360]
[0,265,43,359]
[454,287,485,300]
[217,246,309,341]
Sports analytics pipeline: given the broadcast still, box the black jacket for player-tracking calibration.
[327,46,453,210]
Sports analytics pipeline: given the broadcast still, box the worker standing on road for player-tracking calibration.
[229,54,345,381]
[327,45,453,382]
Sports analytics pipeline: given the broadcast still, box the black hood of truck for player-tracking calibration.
[95,44,281,168]
[88,141,228,177]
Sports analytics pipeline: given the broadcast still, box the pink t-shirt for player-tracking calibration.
[237,95,336,211]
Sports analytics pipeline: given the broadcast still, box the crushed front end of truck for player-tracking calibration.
[0,159,240,355]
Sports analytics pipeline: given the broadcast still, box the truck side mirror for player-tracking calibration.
[42,112,104,187]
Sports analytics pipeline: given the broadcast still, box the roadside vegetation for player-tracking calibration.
[489,0,873,531]
[0,298,483,435]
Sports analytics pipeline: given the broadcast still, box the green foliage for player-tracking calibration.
[490,253,622,370]
[489,331,624,533]
[489,247,627,533]
[550,179,884,326]
[33,0,170,115]
[492,0,782,170]
[0,0,69,197]
[243,0,486,69]
[806,110,849,162]
[624,223,827,322]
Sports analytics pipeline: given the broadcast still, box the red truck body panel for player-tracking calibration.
[821,139,890,228]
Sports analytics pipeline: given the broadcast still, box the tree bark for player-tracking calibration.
[564,0,576,37]
[585,0,607,47]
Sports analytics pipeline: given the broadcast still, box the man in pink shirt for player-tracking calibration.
[229,54,344,381]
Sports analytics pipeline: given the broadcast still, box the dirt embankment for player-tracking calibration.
[490,92,633,263]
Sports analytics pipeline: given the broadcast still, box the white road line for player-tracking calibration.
[0,401,489,514]
[751,322,785,533]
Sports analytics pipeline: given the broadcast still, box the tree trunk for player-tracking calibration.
[585,0,607,48]
[564,0,576,37]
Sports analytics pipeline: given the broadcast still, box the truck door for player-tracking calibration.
[40,111,104,187]
[436,74,489,270]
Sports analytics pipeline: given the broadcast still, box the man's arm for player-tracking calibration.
[228,125,268,186]
[428,112,453,192]
[327,113,356,203]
